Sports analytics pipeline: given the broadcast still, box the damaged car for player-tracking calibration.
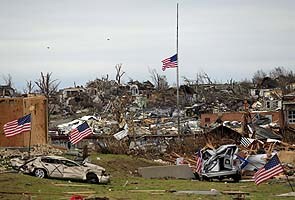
[198,144,241,182]
[11,156,110,184]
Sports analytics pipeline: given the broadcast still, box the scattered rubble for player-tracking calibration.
[2,75,295,185]
[0,144,64,172]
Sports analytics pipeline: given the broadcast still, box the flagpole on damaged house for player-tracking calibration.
[285,172,294,192]
[176,3,180,135]
[28,106,34,158]
[28,121,32,158]
[281,158,294,192]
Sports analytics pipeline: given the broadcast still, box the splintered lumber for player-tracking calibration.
[162,157,176,163]
[188,157,197,164]
[163,152,199,172]
[171,152,182,158]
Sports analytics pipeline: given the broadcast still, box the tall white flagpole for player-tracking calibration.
[176,3,180,135]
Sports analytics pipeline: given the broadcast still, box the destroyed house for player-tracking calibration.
[179,85,195,105]
[0,85,15,97]
[200,111,283,127]
[158,85,195,106]
[59,86,89,107]
[60,87,85,99]
[128,80,155,96]
[204,124,242,148]
[192,83,234,91]
[254,126,282,140]
[286,82,295,91]
[282,92,295,128]
[250,88,282,111]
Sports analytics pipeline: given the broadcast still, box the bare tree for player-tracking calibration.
[35,72,60,115]
[23,80,35,94]
[115,63,125,85]
[196,71,214,84]
[35,72,60,97]
[182,72,215,86]
[102,74,109,82]
[269,67,295,94]
[252,69,267,86]
[149,68,169,90]
[182,76,196,86]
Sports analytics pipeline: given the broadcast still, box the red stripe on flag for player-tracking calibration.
[4,121,31,137]
[69,128,93,144]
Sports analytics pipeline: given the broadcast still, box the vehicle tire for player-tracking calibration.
[202,175,210,181]
[232,174,241,182]
[86,173,99,184]
[34,168,46,178]
[199,175,204,181]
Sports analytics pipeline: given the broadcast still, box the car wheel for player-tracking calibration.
[232,174,241,182]
[86,173,99,184]
[34,168,46,178]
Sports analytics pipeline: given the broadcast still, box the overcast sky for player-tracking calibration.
[0,0,294,90]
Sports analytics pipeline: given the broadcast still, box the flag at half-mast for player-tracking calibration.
[162,54,177,71]
[69,122,93,144]
[3,114,31,137]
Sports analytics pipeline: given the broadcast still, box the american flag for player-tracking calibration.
[194,149,202,174]
[69,122,93,144]
[3,114,31,137]
[236,154,249,169]
[253,154,284,185]
[161,54,177,71]
[240,137,255,148]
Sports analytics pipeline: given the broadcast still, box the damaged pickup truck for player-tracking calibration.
[198,144,242,182]
[11,156,110,184]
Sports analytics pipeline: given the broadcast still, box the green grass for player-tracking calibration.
[0,153,293,200]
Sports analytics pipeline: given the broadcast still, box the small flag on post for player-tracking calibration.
[69,122,93,144]
[161,54,177,71]
[194,149,202,174]
[3,114,31,137]
[236,154,249,169]
[240,137,255,148]
[253,154,284,185]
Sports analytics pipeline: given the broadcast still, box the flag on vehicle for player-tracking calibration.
[236,154,249,169]
[69,122,93,144]
[161,54,177,71]
[194,149,202,174]
[240,137,255,148]
[253,154,284,185]
[3,114,31,137]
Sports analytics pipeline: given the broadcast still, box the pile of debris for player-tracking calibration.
[0,144,64,172]
[162,142,295,182]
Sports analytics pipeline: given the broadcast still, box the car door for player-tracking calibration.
[223,148,233,170]
[60,159,84,180]
[41,158,63,178]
